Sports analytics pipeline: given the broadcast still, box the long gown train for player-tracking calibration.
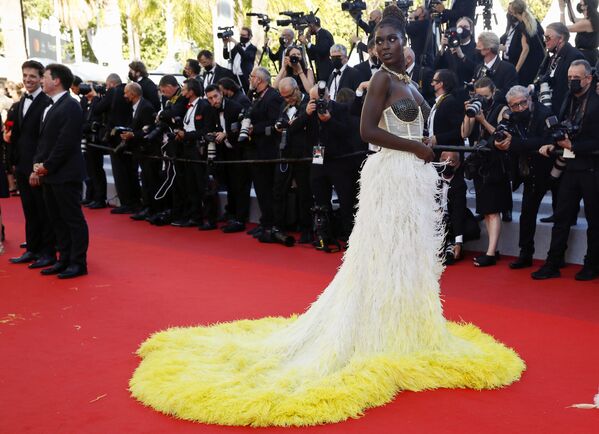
[129,99,525,427]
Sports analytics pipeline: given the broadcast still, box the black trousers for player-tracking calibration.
[546,170,599,268]
[310,157,360,239]
[84,145,107,202]
[246,147,275,227]
[273,160,312,230]
[15,172,55,257]
[229,147,253,223]
[518,180,551,257]
[110,152,140,207]
[42,182,89,268]
[137,151,164,213]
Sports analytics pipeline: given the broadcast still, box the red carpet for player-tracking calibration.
[1,195,598,434]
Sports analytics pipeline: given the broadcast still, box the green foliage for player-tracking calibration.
[500,0,553,22]
[22,0,54,21]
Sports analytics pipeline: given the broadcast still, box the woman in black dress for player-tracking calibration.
[273,46,315,94]
[560,0,599,64]
[503,0,545,86]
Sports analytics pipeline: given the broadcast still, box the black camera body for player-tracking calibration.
[316,81,328,115]
[247,12,271,30]
[289,55,300,64]
[275,117,290,130]
[465,95,484,118]
[276,10,317,33]
[144,116,183,142]
[217,26,234,39]
[545,115,580,144]
[445,27,469,48]
[341,0,367,14]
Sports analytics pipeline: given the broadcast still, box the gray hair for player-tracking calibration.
[330,44,348,57]
[478,32,500,54]
[505,85,530,102]
[570,59,592,75]
[252,67,271,84]
[106,73,122,85]
[124,82,143,97]
[279,77,298,91]
[546,22,570,42]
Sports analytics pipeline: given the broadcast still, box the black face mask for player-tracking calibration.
[128,72,136,81]
[204,64,213,72]
[331,57,343,70]
[368,20,376,29]
[279,37,286,45]
[511,108,530,123]
[568,79,583,94]
[458,27,471,40]
[182,70,189,78]
[240,36,250,44]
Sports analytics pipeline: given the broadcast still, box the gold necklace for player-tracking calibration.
[380,64,411,83]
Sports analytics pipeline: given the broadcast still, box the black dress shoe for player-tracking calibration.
[88,201,107,209]
[540,215,555,223]
[81,198,93,206]
[575,267,599,281]
[20,242,27,249]
[199,222,217,231]
[9,251,38,264]
[222,221,246,233]
[170,219,188,227]
[41,262,68,275]
[29,256,57,269]
[180,219,200,228]
[110,205,134,214]
[509,255,533,269]
[130,208,150,221]
[531,264,561,280]
[58,265,88,279]
[246,225,263,236]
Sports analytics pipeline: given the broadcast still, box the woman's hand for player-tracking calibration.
[539,144,555,157]
[415,142,435,163]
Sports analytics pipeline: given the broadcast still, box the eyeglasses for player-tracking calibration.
[508,100,528,110]
[280,91,295,99]
[544,35,555,41]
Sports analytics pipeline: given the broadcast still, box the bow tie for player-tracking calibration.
[333,70,341,77]
[186,103,194,109]
[47,99,54,105]
[205,70,213,75]
[370,64,378,70]
[25,94,34,100]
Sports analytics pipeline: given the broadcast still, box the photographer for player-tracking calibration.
[128,61,161,111]
[198,50,235,90]
[223,27,258,93]
[246,67,284,238]
[461,77,512,267]
[118,83,160,222]
[266,28,295,70]
[302,83,355,243]
[434,16,480,87]
[326,44,361,101]
[350,8,383,54]
[298,16,335,81]
[354,38,380,82]
[204,85,247,233]
[427,69,464,149]
[493,86,553,269]
[559,0,599,65]
[270,78,313,245]
[533,60,599,281]
[406,6,434,66]
[273,45,315,94]
[536,23,585,114]
[433,0,476,28]
[217,77,251,110]
[405,47,435,105]
[93,73,140,214]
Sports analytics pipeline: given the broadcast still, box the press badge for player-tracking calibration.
[312,145,325,165]
[563,148,576,159]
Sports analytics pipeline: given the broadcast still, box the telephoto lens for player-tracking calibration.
[465,97,483,118]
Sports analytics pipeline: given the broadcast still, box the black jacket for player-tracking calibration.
[354,59,378,83]
[409,64,435,105]
[467,57,519,103]
[10,91,52,175]
[93,83,132,132]
[204,98,244,149]
[129,98,156,147]
[230,91,251,110]
[201,64,236,88]
[432,93,464,146]
[276,95,311,157]
[434,39,480,86]
[441,0,477,28]
[307,28,335,81]
[406,18,435,66]
[327,65,362,97]
[302,100,351,160]
[34,93,85,183]
[138,76,161,112]
[224,43,257,78]
[249,86,284,159]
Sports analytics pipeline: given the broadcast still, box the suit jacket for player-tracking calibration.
[249,86,284,159]
[441,0,477,28]
[10,91,52,175]
[268,45,287,70]
[130,98,156,144]
[406,18,435,66]
[93,83,132,129]
[277,95,311,157]
[434,39,481,85]
[469,58,519,103]
[409,64,435,105]
[203,98,244,155]
[34,93,85,183]
[432,93,464,146]
[201,64,236,88]
[224,43,257,78]
[138,76,161,112]
[327,65,362,98]
[302,100,351,160]
[354,60,378,83]
[307,28,334,81]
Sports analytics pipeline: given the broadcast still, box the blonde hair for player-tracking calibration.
[510,0,537,37]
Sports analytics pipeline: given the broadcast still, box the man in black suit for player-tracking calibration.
[354,38,381,83]
[433,0,477,28]
[299,16,334,81]
[197,50,236,92]
[217,77,251,110]
[404,47,435,105]
[93,73,140,214]
[128,61,161,111]
[204,84,247,233]
[326,44,362,101]
[535,23,585,114]
[245,67,284,237]
[426,69,464,148]
[465,32,519,103]
[8,60,55,268]
[267,28,295,70]
[183,59,203,83]
[223,27,257,93]
[119,82,159,222]
[406,6,435,67]
[352,9,382,55]
[33,63,88,279]
[532,60,599,281]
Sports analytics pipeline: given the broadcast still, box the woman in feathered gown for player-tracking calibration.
[129,7,525,427]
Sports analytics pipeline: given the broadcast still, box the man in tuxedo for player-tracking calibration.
[128,61,161,111]
[536,23,585,114]
[433,0,477,28]
[353,38,380,83]
[183,59,202,82]
[204,84,248,233]
[33,63,88,279]
[93,73,140,214]
[8,60,55,268]
[223,27,257,93]
[197,50,236,92]
[246,67,284,238]
[426,69,464,148]
[465,32,519,103]
[119,82,160,222]
[404,47,435,105]
[217,77,251,110]
[267,28,295,70]
[327,44,362,101]
[299,16,334,81]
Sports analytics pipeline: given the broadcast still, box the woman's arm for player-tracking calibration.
[461,113,475,139]
[567,19,594,33]
[515,33,529,73]
[560,0,580,23]
[298,69,315,92]
[360,72,434,162]
[273,65,287,89]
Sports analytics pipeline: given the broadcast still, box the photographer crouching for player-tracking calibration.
[532,60,599,281]
[492,85,553,269]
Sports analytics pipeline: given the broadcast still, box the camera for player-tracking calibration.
[493,112,516,142]
[538,82,553,109]
[238,107,253,142]
[217,26,234,39]
[275,117,290,130]
[247,12,271,29]
[444,27,469,48]
[545,115,580,144]
[576,2,584,13]
[276,10,318,33]
[397,0,414,14]
[202,134,218,160]
[465,95,484,118]
[144,115,183,142]
[111,126,133,153]
[289,55,300,64]
[341,0,367,14]
[316,80,328,115]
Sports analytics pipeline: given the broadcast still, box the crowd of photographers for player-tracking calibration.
[3,0,599,280]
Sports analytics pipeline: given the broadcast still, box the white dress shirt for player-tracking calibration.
[329,64,348,101]
[183,98,199,133]
[22,87,43,117]
[42,90,68,122]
